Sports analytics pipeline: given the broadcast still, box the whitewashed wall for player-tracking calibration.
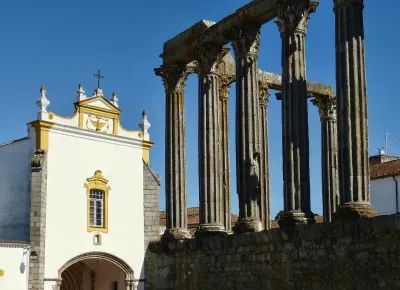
[43,124,144,287]
[0,242,30,290]
[370,176,400,215]
[0,138,33,241]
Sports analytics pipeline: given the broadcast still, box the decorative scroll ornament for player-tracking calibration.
[86,115,110,132]
[231,22,261,58]
[84,170,111,192]
[154,64,195,94]
[0,269,5,277]
[258,81,270,106]
[195,45,229,76]
[275,1,318,35]
[311,96,337,121]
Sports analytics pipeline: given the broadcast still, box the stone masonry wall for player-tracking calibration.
[149,214,400,290]
[28,149,48,290]
[142,161,160,290]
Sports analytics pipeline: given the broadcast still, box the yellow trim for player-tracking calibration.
[0,269,4,277]
[48,111,79,120]
[119,123,141,134]
[77,95,121,112]
[78,105,120,118]
[142,140,154,164]
[113,118,118,135]
[84,170,110,233]
[29,120,54,150]
[78,109,84,128]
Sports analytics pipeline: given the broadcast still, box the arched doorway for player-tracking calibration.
[58,252,135,290]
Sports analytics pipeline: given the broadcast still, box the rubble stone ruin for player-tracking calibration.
[154,0,376,240]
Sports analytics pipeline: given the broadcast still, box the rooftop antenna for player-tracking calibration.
[385,131,390,154]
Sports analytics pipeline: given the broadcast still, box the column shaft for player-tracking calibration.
[232,22,262,233]
[155,65,193,240]
[311,96,339,223]
[276,1,318,227]
[196,46,228,237]
[333,0,376,220]
[219,75,234,232]
[258,83,271,230]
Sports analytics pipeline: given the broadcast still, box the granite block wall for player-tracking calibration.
[143,161,160,290]
[149,214,400,290]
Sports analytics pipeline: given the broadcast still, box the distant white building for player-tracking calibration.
[370,149,400,216]
[0,85,160,290]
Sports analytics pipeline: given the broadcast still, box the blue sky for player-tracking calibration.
[0,0,399,218]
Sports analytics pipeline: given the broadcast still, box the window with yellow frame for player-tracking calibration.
[84,170,111,233]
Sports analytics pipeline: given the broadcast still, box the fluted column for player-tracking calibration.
[258,82,271,230]
[195,46,228,237]
[311,96,339,223]
[231,22,262,233]
[219,74,235,233]
[333,0,377,220]
[155,64,193,240]
[276,0,318,227]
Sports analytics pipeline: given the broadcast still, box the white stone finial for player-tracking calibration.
[111,92,119,107]
[36,86,50,120]
[92,88,103,97]
[139,110,150,134]
[77,84,87,102]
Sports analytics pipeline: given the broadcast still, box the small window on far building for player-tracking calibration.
[109,281,118,290]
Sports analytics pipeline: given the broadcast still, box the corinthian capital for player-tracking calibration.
[259,81,270,107]
[196,45,229,76]
[311,96,337,121]
[275,1,318,35]
[231,22,261,59]
[219,74,235,101]
[154,63,195,93]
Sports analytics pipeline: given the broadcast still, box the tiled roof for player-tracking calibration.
[370,159,400,180]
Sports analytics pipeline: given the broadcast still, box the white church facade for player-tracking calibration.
[0,84,160,290]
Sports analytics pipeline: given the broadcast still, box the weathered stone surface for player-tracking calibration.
[258,70,334,97]
[232,22,262,233]
[149,214,400,290]
[155,65,192,241]
[29,150,48,290]
[333,0,377,220]
[143,162,160,290]
[161,0,280,63]
[278,1,317,227]
[195,46,227,237]
[311,96,339,223]
[258,83,270,230]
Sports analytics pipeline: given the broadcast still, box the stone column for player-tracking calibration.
[219,74,235,233]
[311,96,339,223]
[28,149,48,290]
[154,64,193,240]
[195,45,228,237]
[258,82,271,230]
[333,0,377,220]
[276,0,318,227]
[231,22,262,233]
